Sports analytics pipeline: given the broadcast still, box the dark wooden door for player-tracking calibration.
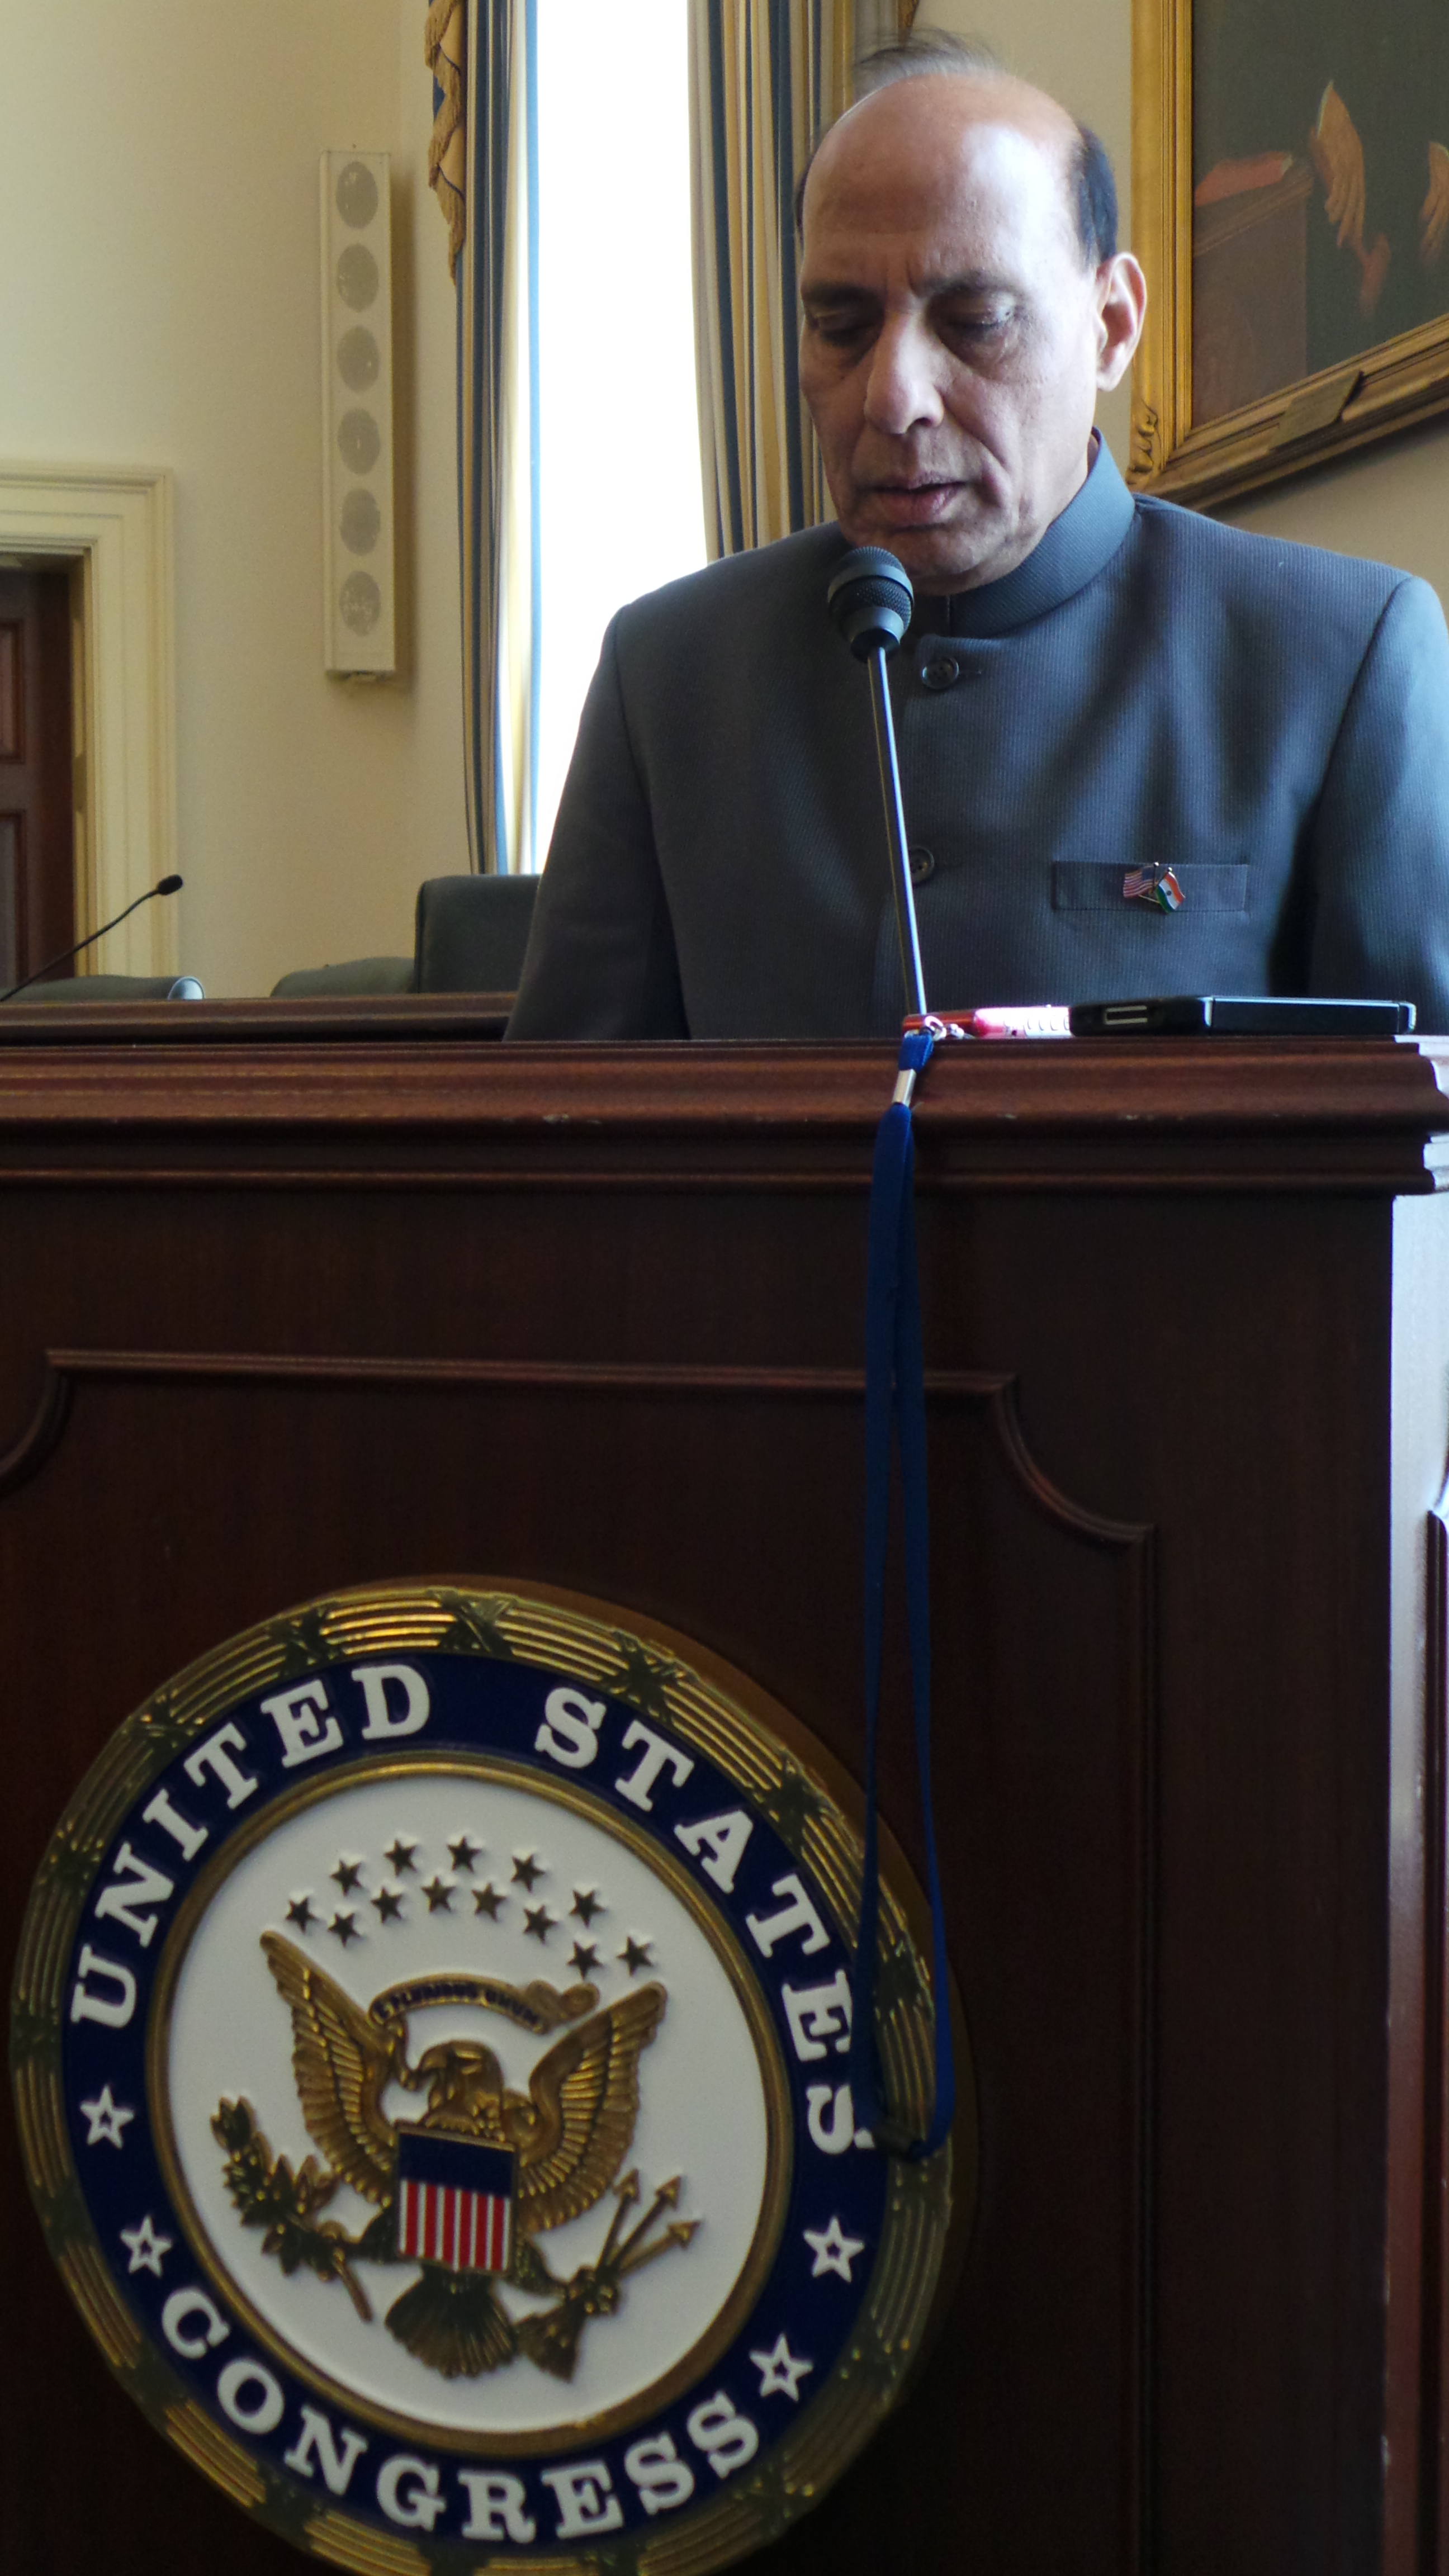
[0,564,75,991]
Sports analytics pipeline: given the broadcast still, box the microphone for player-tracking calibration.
[826,547,914,658]
[0,874,185,1003]
[827,548,927,1018]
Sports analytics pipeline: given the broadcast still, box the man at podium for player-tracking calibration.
[508,32,1449,1042]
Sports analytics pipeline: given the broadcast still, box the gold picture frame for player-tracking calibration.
[1130,0,1449,506]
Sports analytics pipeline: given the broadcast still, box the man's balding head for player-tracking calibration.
[802,32,1119,272]
[797,42,1145,591]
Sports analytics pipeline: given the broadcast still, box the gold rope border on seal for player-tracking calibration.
[12,1579,970,2576]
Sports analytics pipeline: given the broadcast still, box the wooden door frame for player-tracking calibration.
[0,467,176,978]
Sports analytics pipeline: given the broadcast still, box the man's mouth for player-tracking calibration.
[864,478,963,527]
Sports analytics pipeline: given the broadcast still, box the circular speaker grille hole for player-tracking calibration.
[338,571,382,636]
[337,409,382,473]
[336,244,380,311]
[335,162,379,228]
[335,326,380,391]
[339,489,381,556]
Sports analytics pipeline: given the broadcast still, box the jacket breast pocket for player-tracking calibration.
[1050,861,1249,913]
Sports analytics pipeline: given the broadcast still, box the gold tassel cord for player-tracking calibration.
[424,0,467,275]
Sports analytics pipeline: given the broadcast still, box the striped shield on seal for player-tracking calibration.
[394,2126,514,2273]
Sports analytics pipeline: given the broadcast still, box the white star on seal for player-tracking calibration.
[120,2214,173,2276]
[79,2087,134,2149]
[749,2332,815,2402]
[803,2215,866,2281]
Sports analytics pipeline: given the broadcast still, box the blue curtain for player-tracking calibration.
[688,1,903,558]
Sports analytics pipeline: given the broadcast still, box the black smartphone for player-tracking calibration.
[1068,995,1417,1037]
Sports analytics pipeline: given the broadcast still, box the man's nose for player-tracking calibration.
[863,315,946,436]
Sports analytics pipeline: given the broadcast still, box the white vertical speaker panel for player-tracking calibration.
[320,151,395,676]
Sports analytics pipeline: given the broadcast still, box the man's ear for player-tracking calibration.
[1095,252,1147,391]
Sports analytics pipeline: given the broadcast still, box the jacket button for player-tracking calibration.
[921,655,960,691]
[909,845,935,883]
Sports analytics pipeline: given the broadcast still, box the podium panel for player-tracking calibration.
[2,1022,1448,2575]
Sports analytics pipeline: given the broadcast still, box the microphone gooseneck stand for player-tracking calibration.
[826,547,956,2165]
[826,548,927,1024]
[0,873,185,1004]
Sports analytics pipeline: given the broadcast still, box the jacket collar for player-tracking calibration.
[917,437,1137,641]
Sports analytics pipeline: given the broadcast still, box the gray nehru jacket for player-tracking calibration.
[508,441,1449,1039]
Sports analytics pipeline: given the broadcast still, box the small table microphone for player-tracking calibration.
[827,548,927,1019]
[0,874,184,1003]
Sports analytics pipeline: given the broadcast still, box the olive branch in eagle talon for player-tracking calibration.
[211,1932,696,2381]
[211,2096,380,2321]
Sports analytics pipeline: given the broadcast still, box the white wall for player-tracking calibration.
[920,0,1449,599]
[1215,423,1449,595]
[0,2,468,995]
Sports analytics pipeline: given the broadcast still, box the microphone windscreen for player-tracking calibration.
[155,874,184,896]
[827,547,914,661]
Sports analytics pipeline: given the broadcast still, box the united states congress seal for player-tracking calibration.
[12,1582,971,2574]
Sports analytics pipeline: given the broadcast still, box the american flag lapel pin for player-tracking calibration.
[1124,864,1185,912]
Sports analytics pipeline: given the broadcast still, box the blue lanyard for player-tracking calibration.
[849,1024,955,2160]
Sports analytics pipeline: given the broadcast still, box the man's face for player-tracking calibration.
[799,78,1143,593]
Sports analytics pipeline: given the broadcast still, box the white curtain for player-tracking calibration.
[428,0,541,875]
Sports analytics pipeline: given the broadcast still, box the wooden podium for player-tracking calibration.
[3,1014,1448,2576]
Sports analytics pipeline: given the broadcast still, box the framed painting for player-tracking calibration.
[1130,0,1449,504]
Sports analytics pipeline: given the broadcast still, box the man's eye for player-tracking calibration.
[940,304,1015,342]
[807,312,874,347]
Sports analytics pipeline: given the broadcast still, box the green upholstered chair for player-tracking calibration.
[413,874,538,992]
[269,956,415,998]
[266,874,539,1001]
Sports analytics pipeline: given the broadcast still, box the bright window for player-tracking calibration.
[535,0,708,861]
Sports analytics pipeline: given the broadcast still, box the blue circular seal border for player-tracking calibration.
[12,1582,972,2576]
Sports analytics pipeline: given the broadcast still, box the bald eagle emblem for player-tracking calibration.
[210,1934,696,2381]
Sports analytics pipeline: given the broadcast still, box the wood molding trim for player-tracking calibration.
[0,1035,1441,1194]
[0,1034,1443,1128]
[0,1349,1152,1554]
[0,465,177,975]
